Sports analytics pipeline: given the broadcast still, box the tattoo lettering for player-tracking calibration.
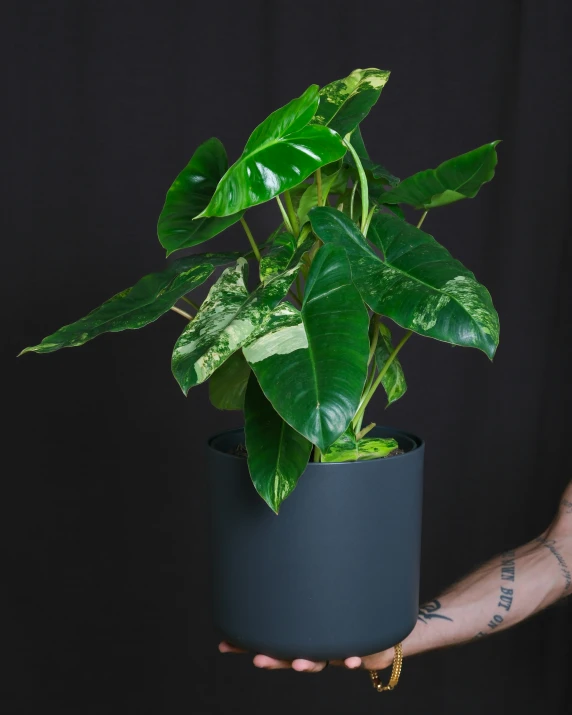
[562,499,572,515]
[501,549,516,582]
[417,599,453,624]
[475,550,517,638]
[535,537,571,593]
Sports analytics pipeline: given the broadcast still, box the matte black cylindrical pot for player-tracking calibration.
[207,426,424,661]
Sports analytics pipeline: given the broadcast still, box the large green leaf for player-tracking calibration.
[20,253,239,355]
[380,142,500,209]
[196,85,346,217]
[209,350,251,410]
[375,322,407,406]
[312,68,390,137]
[243,244,369,450]
[322,429,398,462]
[172,258,299,393]
[157,138,244,256]
[309,207,499,359]
[244,374,312,513]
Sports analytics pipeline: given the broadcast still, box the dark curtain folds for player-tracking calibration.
[2,1,571,713]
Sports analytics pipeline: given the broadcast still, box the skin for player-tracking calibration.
[219,480,572,673]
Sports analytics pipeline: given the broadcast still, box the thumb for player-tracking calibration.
[344,657,362,669]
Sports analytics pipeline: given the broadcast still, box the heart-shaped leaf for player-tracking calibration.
[209,350,251,410]
[172,258,300,393]
[243,244,369,450]
[312,68,390,137]
[196,85,346,217]
[309,207,499,359]
[375,322,407,406]
[20,252,240,355]
[380,142,500,209]
[321,429,398,462]
[244,374,312,513]
[157,138,244,256]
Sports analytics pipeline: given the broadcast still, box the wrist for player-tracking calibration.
[361,647,395,671]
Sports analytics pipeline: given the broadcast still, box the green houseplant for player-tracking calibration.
[21,67,499,511]
[21,67,500,660]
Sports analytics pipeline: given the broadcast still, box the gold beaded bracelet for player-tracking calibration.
[368,643,403,692]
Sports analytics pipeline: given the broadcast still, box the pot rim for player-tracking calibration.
[207,425,424,467]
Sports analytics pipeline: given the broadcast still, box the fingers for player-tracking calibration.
[344,656,362,669]
[252,655,328,671]
[253,654,293,669]
[291,659,328,672]
[219,641,359,673]
[218,641,247,654]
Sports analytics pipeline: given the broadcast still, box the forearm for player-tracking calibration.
[366,489,572,671]
[404,533,570,658]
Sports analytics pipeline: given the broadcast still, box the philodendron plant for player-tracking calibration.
[21,68,500,513]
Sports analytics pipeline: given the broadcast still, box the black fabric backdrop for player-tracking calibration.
[3,1,571,713]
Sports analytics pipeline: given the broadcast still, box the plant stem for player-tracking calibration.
[315,168,323,206]
[275,196,294,234]
[181,295,199,311]
[308,238,322,264]
[363,204,376,237]
[288,290,302,308]
[343,134,368,233]
[352,330,413,428]
[356,422,376,441]
[350,182,358,220]
[368,316,380,366]
[417,210,428,229]
[240,217,261,261]
[297,222,312,246]
[284,190,300,237]
[170,305,193,321]
[313,444,322,462]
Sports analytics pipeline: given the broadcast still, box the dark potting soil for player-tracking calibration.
[226,444,406,459]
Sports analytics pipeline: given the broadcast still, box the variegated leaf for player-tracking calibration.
[196,85,345,217]
[172,258,300,393]
[243,244,370,451]
[259,228,297,284]
[312,68,390,137]
[20,252,240,355]
[309,207,499,359]
[322,429,398,462]
[380,142,500,209]
[375,322,407,406]
[244,374,312,513]
[209,350,251,410]
[157,138,244,256]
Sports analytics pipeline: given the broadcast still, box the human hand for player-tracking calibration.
[218,641,395,672]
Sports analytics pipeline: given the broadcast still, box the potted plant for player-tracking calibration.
[20,68,500,662]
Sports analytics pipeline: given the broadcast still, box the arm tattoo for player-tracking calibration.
[417,599,453,624]
[474,549,517,638]
[535,537,571,594]
[561,498,572,515]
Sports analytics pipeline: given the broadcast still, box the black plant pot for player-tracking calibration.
[207,426,424,661]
